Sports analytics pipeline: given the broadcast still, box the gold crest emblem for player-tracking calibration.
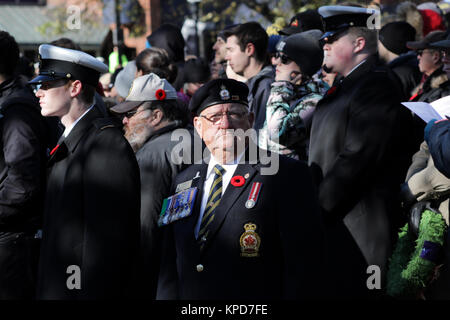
[240,223,261,257]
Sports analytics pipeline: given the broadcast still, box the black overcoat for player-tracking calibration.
[36,106,140,299]
[308,55,414,297]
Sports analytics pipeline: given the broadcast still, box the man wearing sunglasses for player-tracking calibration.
[110,73,191,299]
[30,44,140,299]
[157,78,324,299]
[309,5,415,299]
[406,30,448,103]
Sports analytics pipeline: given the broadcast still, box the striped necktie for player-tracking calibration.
[198,164,226,245]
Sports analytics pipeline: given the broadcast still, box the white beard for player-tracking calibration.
[124,123,153,152]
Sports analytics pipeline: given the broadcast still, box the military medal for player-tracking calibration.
[158,187,198,226]
[240,223,261,257]
[245,182,262,209]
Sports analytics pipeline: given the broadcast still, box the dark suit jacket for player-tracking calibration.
[36,106,140,300]
[157,149,325,300]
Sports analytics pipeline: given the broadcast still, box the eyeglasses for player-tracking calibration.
[199,110,248,125]
[275,52,292,65]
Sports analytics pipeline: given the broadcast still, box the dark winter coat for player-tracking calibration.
[36,106,140,299]
[308,55,415,298]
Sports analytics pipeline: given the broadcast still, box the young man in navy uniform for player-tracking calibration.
[308,6,414,298]
[30,44,140,299]
[156,78,324,299]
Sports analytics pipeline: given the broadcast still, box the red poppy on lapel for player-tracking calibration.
[50,144,60,156]
[326,85,337,96]
[231,175,245,187]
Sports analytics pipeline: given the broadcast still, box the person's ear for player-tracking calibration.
[247,111,255,128]
[69,80,82,98]
[150,108,164,126]
[193,116,203,139]
[245,42,255,57]
[433,51,442,64]
[353,37,366,54]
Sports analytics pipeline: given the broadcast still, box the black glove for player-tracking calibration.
[399,182,417,212]
[409,201,432,236]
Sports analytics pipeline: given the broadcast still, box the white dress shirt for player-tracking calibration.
[194,153,244,238]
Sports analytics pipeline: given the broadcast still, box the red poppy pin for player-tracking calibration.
[326,86,337,96]
[155,89,166,100]
[50,144,60,156]
[231,175,245,187]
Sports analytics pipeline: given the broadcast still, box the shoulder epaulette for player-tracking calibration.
[92,117,121,130]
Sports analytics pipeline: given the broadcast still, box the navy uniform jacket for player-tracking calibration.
[36,106,140,299]
[156,148,325,300]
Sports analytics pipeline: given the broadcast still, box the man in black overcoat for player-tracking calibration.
[308,5,415,298]
[30,44,140,299]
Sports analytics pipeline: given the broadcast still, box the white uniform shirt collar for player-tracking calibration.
[345,58,367,78]
[63,104,95,138]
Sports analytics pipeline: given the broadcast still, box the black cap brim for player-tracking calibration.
[28,74,65,85]
[279,26,300,36]
[406,41,428,50]
[430,40,450,49]
[109,100,143,114]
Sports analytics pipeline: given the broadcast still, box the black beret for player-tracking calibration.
[188,78,249,115]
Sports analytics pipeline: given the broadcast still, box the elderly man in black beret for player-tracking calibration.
[156,78,325,299]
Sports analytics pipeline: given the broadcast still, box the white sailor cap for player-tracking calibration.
[318,6,379,44]
[29,44,108,86]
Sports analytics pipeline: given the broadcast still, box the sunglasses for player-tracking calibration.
[275,52,292,65]
[319,29,347,47]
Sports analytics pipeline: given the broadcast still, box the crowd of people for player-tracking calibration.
[1,1,450,300]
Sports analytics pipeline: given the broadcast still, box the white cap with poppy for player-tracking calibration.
[110,73,178,114]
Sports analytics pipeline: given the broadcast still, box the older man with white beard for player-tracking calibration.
[110,73,191,299]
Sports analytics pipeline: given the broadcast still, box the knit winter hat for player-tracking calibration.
[379,21,416,55]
